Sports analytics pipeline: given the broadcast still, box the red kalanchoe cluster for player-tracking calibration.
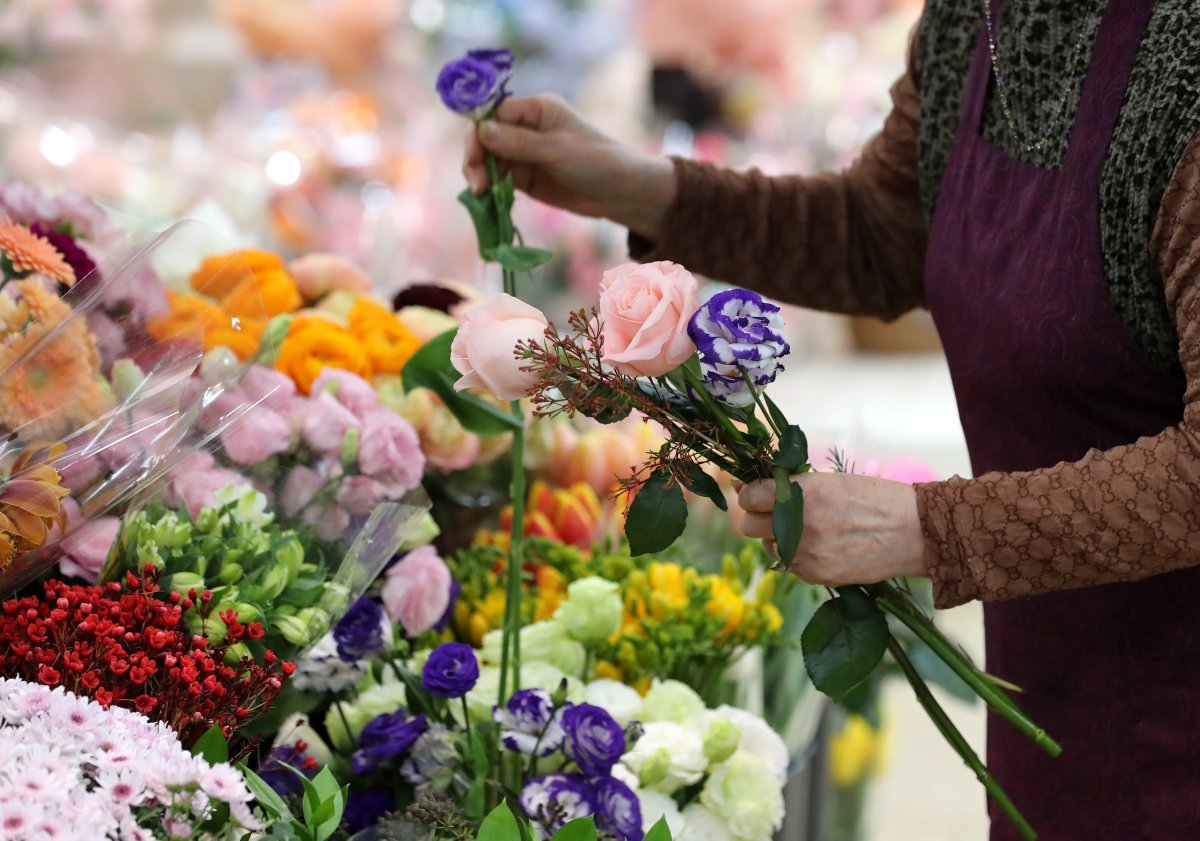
[0,568,294,747]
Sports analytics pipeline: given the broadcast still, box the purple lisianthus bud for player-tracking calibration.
[687,288,791,408]
[436,49,514,116]
[594,776,644,841]
[421,642,480,698]
[351,710,429,775]
[494,689,566,756]
[562,703,625,777]
[333,597,388,662]
[520,773,597,836]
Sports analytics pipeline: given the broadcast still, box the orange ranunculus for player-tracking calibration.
[190,249,286,299]
[347,297,421,375]
[147,292,226,345]
[221,266,302,321]
[205,318,267,361]
[275,321,371,393]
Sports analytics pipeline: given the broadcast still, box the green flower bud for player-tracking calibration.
[232,602,264,623]
[151,513,192,550]
[396,512,441,553]
[702,718,743,765]
[319,582,351,617]
[256,565,293,602]
[340,426,360,473]
[196,507,220,534]
[274,538,305,578]
[254,314,293,367]
[215,562,244,586]
[164,572,204,594]
[110,359,146,403]
[225,642,251,663]
[274,615,313,646]
[135,541,164,570]
[200,346,240,386]
[638,748,672,789]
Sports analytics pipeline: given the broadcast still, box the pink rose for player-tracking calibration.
[451,293,547,401]
[58,516,120,583]
[357,409,425,493]
[241,365,297,411]
[381,545,452,637]
[288,253,372,302]
[311,368,379,418]
[337,475,385,516]
[281,464,325,517]
[220,408,293,465]
[302,392,361,458]
[598,261,698,377]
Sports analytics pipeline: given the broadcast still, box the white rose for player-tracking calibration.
[700,751,785,841]
[680,804,737,841]
[620,722,707,794]
[640,680,706,724]
[640,791,686,838]
[584,679,643,728]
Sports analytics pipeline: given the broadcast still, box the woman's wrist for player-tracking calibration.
[610,153,676,241]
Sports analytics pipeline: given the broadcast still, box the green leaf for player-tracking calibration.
[771,474,805,569]
[801,588,889,701]
[308,767,341,804]
[761,392,791,434]
[464,780,487,820]
[477,802,521,841]
[305,797,336,829]
[550,818,598,841]
[470,730,490,777]
[458,188,501,259]
[242,768,292,821]
[625,470,687,556]
[679,462,728,511]
[495,244,554,272]
[402,329,523,435]
[774,426,809,473]
[494,172,516,216]
[644,817,675,841]
[191,725,229,763]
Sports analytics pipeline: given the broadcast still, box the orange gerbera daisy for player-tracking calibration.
[0,318,100,437]
[0,218,76,287]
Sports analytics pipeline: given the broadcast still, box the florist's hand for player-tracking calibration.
[462,94,676,239]
[738,473,927,586]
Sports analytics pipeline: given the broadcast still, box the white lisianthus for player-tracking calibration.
[640,791,686,838]
[709,706,789,786]
[700,751,785,841]
[641,679,706,724]
[681,804,737,841]
[481,620,586,677]
[584,679,643,728]
[620,722,707,794]
[555,577,623,643]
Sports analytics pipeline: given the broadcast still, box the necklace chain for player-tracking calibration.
[982,0,1101,156]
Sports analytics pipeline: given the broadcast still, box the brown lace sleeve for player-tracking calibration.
[628,39,927,320]
[917,130,1200,609]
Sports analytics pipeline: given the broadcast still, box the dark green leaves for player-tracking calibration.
[477,802,522,841]
[774,426,809,473]
[402,329,522,435]
[771,470,805,571]
[680,462,728,511]
[458,188,502,260]
[191,725,229,763]
[495,244,553,272]
[625,469,687,555]
[801,587,889,701]
[549,819,598,841]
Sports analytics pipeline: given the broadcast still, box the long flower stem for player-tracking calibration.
[871,582,1062,758]
[886,636,1037,840]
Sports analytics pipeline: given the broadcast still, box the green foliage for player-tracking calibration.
[801,588,889,701]
[402,330,523,435]
[771,472,805,571]
[625,470,688,556]
[242,766,345,841]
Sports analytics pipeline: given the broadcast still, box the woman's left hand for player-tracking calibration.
[738,473,928,586]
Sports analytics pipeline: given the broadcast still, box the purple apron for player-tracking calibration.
[924,1,1200,838]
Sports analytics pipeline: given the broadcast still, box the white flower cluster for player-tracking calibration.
[607,680,789,841]
[0,678,260,840]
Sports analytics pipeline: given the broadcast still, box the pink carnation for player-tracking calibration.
[302,392,361,458]
[357,410,425,493]
[220,409,293,465]
[310,368,379,419]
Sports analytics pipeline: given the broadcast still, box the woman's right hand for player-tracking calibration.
[462,94,677,241]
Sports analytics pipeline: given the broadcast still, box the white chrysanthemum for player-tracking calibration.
[700,750,785,841]
[619,722,708,794]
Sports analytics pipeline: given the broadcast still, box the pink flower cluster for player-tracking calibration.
[0,678,260,840]
[177,363,426,541]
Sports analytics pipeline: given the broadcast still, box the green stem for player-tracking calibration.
[739,367,784,439]
[871,582,1062,758]
[887,637,1037,841]
[485,151,515,247]
[462,697,474,750]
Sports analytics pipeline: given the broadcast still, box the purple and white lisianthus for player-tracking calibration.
[351,709,429,775]
[494,689,566,756]
[436,49,514,117]
[333,597,388,662]
[562,703,626,777]
[594,775,645,841]
[687,289,791,408]
[520,773,597,836]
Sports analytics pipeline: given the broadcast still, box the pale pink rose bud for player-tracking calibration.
[381,545,452,637]
[598,261,699,377]
[450,293,548,401]
[289,253,372,302]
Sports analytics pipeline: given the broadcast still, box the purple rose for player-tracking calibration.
[494,689,566,757]
[436,49,513,116]
[594,776,644,841]
[352,710,429,775]
[687,288,790,408]
[333,597,387,662]
[520,774,597,836]
[562,704,625,778]
[421,642,480,698]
